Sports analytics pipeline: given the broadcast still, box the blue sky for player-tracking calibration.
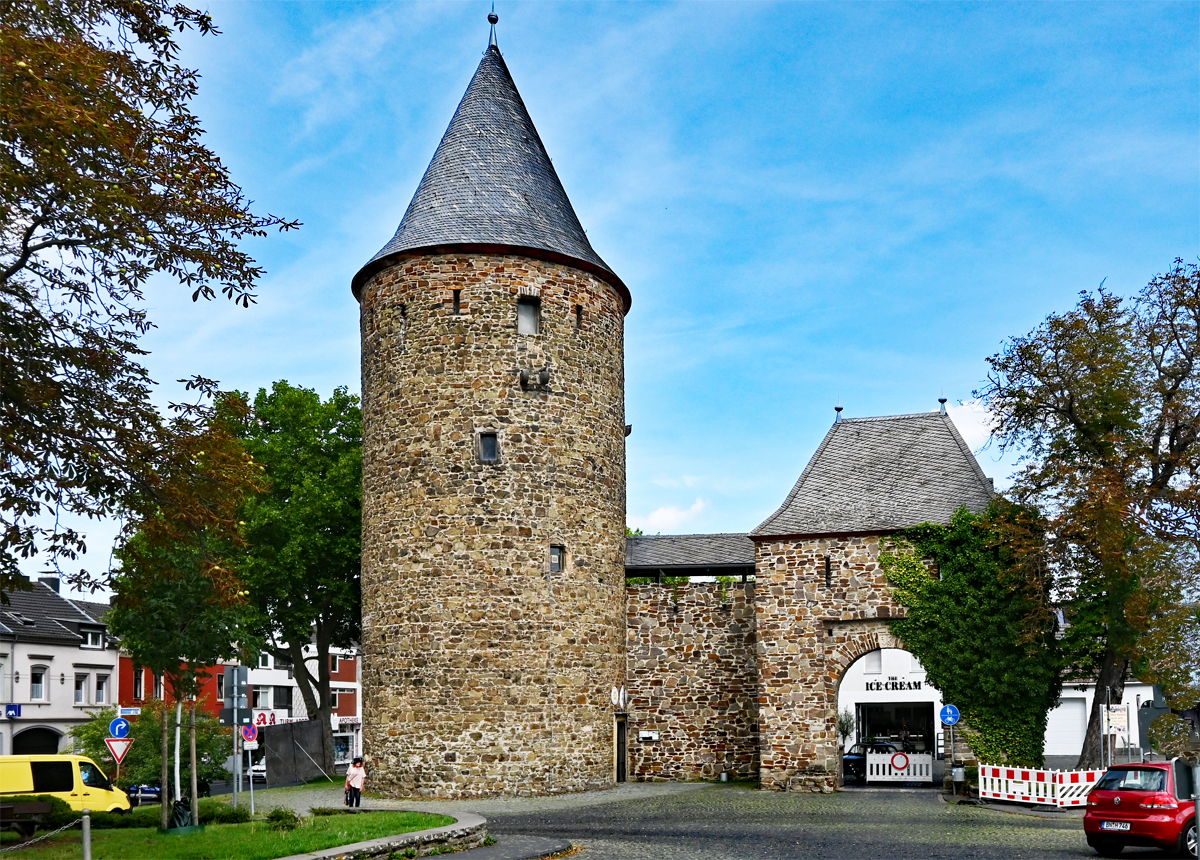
[35,1,1200,582]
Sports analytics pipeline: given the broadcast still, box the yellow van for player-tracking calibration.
[0,755,130,812]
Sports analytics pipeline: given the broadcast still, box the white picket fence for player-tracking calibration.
[978,764,1106,807]
[866,752,935,783]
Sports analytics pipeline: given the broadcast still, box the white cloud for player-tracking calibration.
[945,398,996,452]
[628,498,709,534]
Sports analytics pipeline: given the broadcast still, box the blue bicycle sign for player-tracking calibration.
[939,705,960,726]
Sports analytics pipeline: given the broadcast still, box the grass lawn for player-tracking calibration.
[0,810,454,860]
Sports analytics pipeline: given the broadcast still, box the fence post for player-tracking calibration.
[81,809,91,860]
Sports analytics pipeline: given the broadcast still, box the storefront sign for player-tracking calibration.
[864,680,923,691]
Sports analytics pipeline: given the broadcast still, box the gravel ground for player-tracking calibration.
[241,781,1166,859]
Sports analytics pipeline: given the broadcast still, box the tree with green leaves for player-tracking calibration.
[0,0,297,599]
[882,504,1062,766]
[978,259,1200,767]
[236,382,362,772]
[69,703,230,792]
[107,388,263,827]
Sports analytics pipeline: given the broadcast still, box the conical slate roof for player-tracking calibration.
[752,411,995,538]
[352,45,629,310]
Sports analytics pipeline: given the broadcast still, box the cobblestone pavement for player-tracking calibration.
[246,782,1169,860]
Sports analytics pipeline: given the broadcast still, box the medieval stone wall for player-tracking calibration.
[358,252,627,798]
[625,582,760,781]
[754,535,905,791]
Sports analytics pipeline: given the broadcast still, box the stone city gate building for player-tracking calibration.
[354,21,993,797]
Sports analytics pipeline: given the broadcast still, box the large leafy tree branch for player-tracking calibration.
[977,259,1200,767]
[236,382,362,772]
[0,0,298,594]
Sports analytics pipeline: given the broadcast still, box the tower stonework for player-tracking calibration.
[354,39,630,798]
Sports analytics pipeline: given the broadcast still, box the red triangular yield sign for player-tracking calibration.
[105,737,134,764]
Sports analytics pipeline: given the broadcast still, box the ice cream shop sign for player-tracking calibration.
[864,679,924,692]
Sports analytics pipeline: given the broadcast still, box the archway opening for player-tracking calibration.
[14,727,62,754]
[836,647,942,786]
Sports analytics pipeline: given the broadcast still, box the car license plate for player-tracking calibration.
[1100,821,1131,831]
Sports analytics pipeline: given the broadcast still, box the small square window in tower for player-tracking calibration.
[479,431,499,464]
[517,297,540,335]
[549,545,565,573]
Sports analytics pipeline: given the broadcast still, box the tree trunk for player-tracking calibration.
[189,703,198,826]
[160,698,170,831]
[314,622,337,774]
[1077,652,1129,769]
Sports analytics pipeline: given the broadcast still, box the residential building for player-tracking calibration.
[0,579,119,754]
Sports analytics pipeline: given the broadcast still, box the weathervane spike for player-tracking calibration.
[487,5,498,50]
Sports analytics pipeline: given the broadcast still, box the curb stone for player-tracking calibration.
[274,811,487,860]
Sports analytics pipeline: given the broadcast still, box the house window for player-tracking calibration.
[153,673,163,700]
[549,545,565,573]
[259,653,271,670]
[216,673,224,701]
[81,629,104,649]
[274,686,293,715]
[329,654,339,673]
[30,668,46,701]
[74,675,88,704]
[478,432,499,464]
[516,296,540,335]
[133,668,144,701]
[276,657,293,680]
[252,686,269,709]
[96,675,109,705]
[329,691,339,710]
[452,289,462,314]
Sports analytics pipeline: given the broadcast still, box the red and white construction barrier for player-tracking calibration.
[978,764,1106,807]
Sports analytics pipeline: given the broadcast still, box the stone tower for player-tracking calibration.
[352,26,631,798]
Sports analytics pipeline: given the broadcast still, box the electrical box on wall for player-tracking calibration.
[638,730,660,742]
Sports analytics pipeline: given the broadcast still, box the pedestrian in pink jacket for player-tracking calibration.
[345,757,365,807]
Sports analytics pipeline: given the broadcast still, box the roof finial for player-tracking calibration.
[834,403,844,424]
[487,6,499,50]
[938,396,948,415]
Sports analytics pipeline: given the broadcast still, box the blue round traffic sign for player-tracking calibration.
[109,717,131,738]
[939,705,960,726]
[242,724,258,742]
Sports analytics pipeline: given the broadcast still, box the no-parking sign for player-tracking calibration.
[242,724,258,743]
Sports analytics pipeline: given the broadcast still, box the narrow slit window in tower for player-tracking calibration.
[517,296,540,335]
[825,555,832,588]
[452,290,462,314]
[479,431,499,463]
[575,304,583,329]
[549,545,565,572]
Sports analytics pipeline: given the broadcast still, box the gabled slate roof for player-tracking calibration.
[626,533,755,569]
[0,582,103,645]
[352,44,630,311]
[752,411,994,538]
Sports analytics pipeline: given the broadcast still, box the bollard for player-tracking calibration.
[81,808,91,860]
[720,772,729,783]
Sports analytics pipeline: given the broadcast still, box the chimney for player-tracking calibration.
[39,576,60,593]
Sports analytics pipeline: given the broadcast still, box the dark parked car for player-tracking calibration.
[126,781,210,807]
[842,742,897,784]
[1084,759,1195,857]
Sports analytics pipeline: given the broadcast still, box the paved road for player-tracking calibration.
[248,781,1170,860]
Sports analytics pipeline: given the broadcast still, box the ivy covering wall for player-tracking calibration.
[881,504,1062,766]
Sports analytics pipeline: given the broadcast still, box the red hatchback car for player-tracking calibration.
[1084,759,1196,857]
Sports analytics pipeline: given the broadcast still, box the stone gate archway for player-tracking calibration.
[754,533,907,792]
